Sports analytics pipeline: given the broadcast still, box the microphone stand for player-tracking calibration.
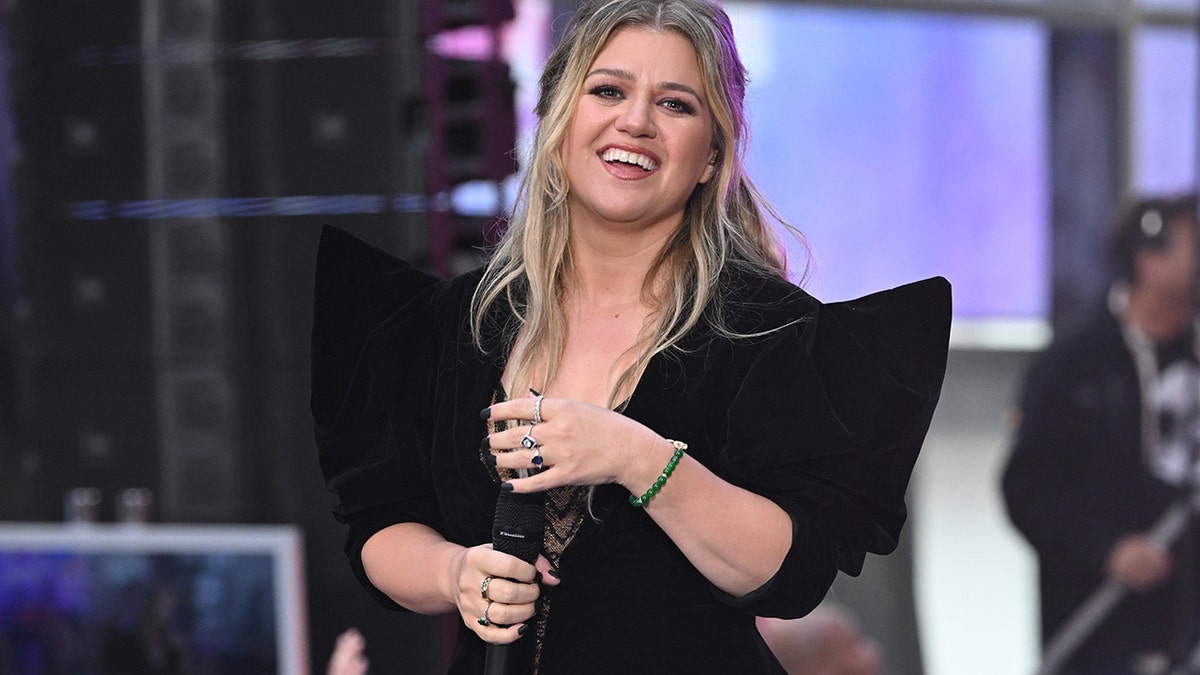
[1036,496,1197,675]
[1169,367,1200,675]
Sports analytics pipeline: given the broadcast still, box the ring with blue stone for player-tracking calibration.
[521,423,538,450]
[531,446,543,468]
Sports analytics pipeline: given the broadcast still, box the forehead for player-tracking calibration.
[588,26,704,82]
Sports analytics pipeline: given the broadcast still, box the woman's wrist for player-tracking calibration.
[622,435,682,498]
[444,544,471,608]
[629,440,687,507]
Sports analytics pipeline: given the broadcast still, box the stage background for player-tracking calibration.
[0,0,1196,673]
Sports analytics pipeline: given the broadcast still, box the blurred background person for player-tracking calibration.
[1003,192,1200,674]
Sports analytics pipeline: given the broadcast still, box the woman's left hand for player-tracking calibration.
[482,395,666,494]
[484,395,793,598]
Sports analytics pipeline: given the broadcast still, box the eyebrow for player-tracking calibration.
[585,67,705,103]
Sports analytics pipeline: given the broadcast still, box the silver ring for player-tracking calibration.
[480,575,492,601]
[477,600,493,627]
[531,446,543,468]
[521,423,538,450]
[533,395,544,424]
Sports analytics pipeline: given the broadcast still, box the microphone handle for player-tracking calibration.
[484,489,544,675]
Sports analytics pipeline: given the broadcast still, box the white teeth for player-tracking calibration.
[601,148,658,171]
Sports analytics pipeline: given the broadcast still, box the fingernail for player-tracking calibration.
[518,624,529,636]
[547,568,561,579]
[529,388,541,397]
[533,571,543,584]
[500,482,514,492]
[480,407,491,420]
[484,453,497,468]
[480,437,491,451]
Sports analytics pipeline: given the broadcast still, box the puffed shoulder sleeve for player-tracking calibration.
[717,276,951,616]
[310,225,444,608]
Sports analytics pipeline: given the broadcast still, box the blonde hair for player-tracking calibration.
[470,0,806,405]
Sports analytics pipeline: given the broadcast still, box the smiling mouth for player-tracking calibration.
[600,148,658,171]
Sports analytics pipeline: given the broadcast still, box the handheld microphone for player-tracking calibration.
[484,487,544,675]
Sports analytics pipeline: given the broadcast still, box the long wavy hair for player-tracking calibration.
[470,0,806,405]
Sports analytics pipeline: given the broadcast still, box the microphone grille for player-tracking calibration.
[492,490,544,563]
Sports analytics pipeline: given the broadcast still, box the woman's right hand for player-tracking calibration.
[452,545,561,643]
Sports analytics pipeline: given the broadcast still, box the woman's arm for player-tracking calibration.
[360,522,559,642]
[361,522,468,614]
[485,398,792,598]
[628,437,793,596]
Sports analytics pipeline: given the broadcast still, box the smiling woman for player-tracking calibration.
[312,1,952,673]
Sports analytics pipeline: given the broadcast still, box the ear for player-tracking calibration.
[698,148,718,185]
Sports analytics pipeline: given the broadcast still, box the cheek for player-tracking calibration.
[564,117,598,166]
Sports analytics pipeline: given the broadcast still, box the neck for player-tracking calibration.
[567,221,678,308]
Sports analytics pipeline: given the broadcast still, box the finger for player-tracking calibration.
[470,595,536,636]
[485,576,543,605]
[486,396,546,423]
[502,469,563,494]
[473,621,528,646]
[480,548,540,581]
[535,555,562,587]
[493,447,544,472]
[481,423,546,454]
[482,598,536,627]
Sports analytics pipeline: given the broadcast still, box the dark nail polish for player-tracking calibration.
[533,571,543,584]
[500,482,514,492]
[480,437,491,451]
[479,407,491,420]
[518,624,529,636]
[484,453,497,468]
[547,568,561,579]
[529,388,541,397]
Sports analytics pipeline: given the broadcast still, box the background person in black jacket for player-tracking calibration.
[1004,192,1200,674]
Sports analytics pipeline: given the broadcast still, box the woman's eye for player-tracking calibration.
[589,85,622,99]
[662,99,696,115]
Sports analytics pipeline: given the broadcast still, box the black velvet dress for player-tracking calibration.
[311,225,951,674]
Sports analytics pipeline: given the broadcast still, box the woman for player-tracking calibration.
[311,0,951,672]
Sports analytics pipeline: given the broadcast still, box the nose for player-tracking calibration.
[613,98,656,138]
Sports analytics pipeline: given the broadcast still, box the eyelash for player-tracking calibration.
[586,84,697,116]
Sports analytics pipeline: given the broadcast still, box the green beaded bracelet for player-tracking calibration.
[629,439,687,507]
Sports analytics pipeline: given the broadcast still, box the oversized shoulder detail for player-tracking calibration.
[818,276,952,401]
[717,275,951,590]
[311,225,482,430]
[807,276,951,558]
[313,225,441,344]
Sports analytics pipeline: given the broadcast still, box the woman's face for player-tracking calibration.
[561,26,716,240]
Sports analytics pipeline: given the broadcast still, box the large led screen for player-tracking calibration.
[726,4,1050,323]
